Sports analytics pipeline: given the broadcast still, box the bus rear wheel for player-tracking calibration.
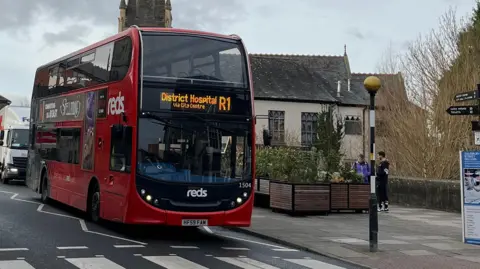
[88,182,101,223]
[40,173,50,204]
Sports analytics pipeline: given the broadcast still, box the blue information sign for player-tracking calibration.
[460,151,480,245]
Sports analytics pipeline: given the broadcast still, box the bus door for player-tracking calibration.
[101,124,132,221]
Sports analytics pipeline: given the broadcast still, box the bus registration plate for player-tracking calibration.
[182,219,208,226]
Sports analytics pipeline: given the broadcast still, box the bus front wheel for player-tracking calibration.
[88,182,101,223]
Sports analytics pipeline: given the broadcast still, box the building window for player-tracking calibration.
[268,110,285,144]
[344,116,362,135]
[344,159,356,170]
[301,112,318,146]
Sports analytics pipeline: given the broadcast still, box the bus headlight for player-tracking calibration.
[146,195,152,202]
[243,192,248,198]
[236,197,243,204]
[140,189,146,196]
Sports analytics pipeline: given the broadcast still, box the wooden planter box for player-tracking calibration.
[269,180,330,215]
[348,184,370,210]
[330,183,370,212]
[255,178,270,195]
[254,178,270,208]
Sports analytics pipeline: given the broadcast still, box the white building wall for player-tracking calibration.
[254,99,367,161]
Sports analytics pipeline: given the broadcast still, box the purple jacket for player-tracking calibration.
[353,161,370,183]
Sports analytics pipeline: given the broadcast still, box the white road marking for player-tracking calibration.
[285,258,347,269]
[113,245,145,248]
[0,190,16,194]
[66,257,126,269]
[56,246,88,250]
[0,189,148,246]
[0,248,28,252]
[0,260,35,269]
[170,245,199,249]
[143,255,208,269]
[57,256,66,258]
[203,226,213,234]
[216,234,286,249]
[216,257,280,269]
[222,247,250,250]
[272,248,299,252]
[37,204,79,220]
[16,258,25,260]
[95,255,104,257]
[133,254,142,256]
[79,220,148,245]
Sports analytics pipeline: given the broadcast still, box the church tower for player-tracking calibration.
[118,0,173,33]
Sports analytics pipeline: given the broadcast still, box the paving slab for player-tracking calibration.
[230,205,480,269]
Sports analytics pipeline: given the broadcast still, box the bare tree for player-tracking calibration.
[376,8,473,179]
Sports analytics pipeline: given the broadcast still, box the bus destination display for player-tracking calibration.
[161,92,231,112]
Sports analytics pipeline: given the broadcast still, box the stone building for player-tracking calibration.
[118,0,173,32]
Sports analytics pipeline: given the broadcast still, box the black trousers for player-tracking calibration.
[377,179,389,204]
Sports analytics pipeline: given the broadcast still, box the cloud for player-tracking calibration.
[43,25,91,47]
[346,27,365,40]
[0,0,248,35]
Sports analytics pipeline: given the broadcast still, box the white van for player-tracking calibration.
[0,106,30,184]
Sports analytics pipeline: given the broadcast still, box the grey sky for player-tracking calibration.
[0,0,476,104]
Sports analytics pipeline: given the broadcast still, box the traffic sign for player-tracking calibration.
[455,90,479,102]
[446,106,480,115]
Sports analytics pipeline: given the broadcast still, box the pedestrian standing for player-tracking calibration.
[377,151,390,212]
[352,154,370,183]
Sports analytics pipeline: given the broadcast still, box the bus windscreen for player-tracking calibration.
[136,113,252,184]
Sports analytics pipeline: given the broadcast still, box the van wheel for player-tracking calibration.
[1,162,8,185]
[88,182,101,223]
[41,173,50,203]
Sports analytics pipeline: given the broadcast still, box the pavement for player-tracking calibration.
[0,183,358,269]
[230,204,480,269]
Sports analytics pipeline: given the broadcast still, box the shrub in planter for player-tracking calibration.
[255,147,274,195]
[269,147,330,215]
[330,166,370,211]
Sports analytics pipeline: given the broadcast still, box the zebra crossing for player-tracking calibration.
[0,254,349,269]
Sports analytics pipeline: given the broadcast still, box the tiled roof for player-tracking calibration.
[250,54,338,103]
[237,53,408,106]
[351,72,407,106]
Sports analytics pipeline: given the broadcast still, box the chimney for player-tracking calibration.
[337,80,341,97]
[348,79,351,92]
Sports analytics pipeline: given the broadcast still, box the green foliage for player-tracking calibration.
[255,146,327,183]
[313,106,345,173]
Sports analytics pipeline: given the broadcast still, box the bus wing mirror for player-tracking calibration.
[0,141,3,146]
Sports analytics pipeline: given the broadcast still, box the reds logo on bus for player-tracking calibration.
[108,92,125,115]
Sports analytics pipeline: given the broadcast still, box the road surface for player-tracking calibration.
[0,183,360,269]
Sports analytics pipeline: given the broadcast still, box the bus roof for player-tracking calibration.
[36,27,242,71]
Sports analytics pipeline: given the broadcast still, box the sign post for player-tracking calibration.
[460,151,480,245]
[448,85,480,144]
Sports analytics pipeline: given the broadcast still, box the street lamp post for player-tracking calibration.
[363,76,382,253]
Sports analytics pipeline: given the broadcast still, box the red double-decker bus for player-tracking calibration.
[26,26,255,227]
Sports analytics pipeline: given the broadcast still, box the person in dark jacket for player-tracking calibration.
[377,151,390,212]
